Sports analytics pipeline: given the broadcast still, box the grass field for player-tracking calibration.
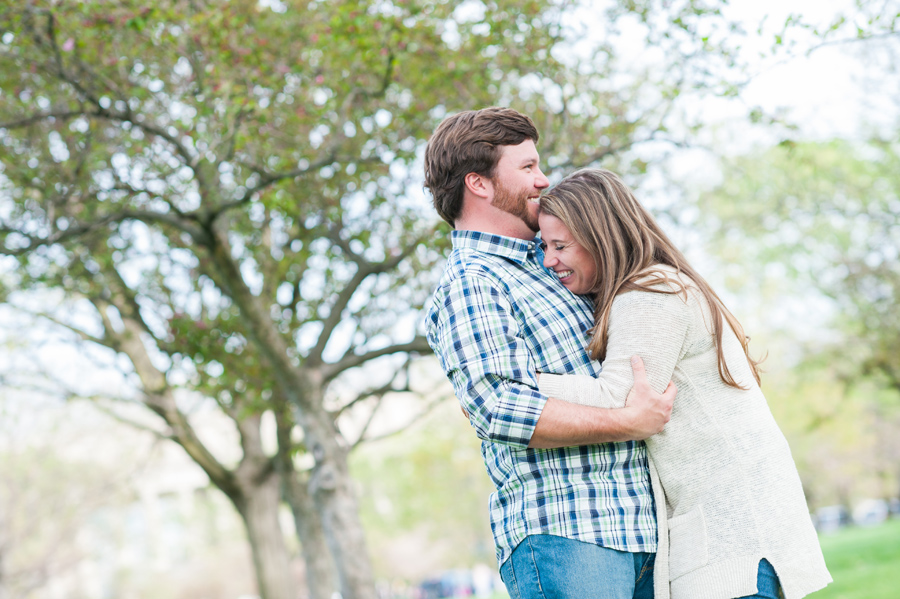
[811,518,900,599]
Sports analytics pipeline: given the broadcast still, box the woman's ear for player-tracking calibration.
[464,172,492,200]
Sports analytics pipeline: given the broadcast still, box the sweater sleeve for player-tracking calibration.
[538,286,694,409]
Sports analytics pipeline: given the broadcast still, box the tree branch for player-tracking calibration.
[1,205,207,256]
[307,223,434,366]
[352,393,448,448]
[0,110,89,130]
[306,265,373,367]
[322,336,432,382]
[336,356,412,417]
[32,11,199,170]
[344,356,417,447]
[85,286,241,496]
[807,30,900,54]
[220,106,252,165]
[21,308,114,350]
[89,399,175,441]
[0,103,197,173]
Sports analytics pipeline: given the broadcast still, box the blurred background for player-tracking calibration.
[0,1,898,598]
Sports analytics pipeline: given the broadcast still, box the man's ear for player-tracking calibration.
[464,172,492,200]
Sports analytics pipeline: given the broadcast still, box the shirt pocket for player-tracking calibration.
[668,505,710,581]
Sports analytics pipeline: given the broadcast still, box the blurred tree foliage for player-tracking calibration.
[0,0,747,597]
[721,0,900,507]
[696,139,900,501]
[757,352,900,509]
[774,0,900,52]
[697,139,900,392]
[0,390,128,598]
[351,399,495,581]
[0,444,124,597]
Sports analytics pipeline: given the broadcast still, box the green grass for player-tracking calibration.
[810,518,900,599]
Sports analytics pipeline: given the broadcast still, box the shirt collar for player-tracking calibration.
[451,229,542,265]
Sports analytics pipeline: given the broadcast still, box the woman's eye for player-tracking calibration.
[539,242,547,251]
[555,245,566,251]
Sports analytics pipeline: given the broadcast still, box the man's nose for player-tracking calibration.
[535,170,550,189]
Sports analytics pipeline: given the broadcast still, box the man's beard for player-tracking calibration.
[493,179,539,232]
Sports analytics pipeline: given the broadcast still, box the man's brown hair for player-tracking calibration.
[424,107,539,226]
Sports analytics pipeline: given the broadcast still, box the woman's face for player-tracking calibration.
[538,212,597,295]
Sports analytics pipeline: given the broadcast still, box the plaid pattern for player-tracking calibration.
[426,230,657,566]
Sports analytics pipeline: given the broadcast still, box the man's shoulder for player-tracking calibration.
[433,247,515,295]
[425,250,516,353]
[428,244,539,326]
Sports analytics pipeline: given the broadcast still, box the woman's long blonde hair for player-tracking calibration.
[540,168,761,389]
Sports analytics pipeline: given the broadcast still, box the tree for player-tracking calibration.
[696,139,900,393]
[352,398,497,582]
[0,382,274,599]
[692,138,900,503]
[0,397,125,599]
[0,1,746,597]
[775,0,900,53]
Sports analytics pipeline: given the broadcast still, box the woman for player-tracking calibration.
[535,169,831,599]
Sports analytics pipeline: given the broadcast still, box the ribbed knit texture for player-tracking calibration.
[538,267,831,599]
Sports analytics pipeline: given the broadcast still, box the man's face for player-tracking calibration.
[489,140,550,232]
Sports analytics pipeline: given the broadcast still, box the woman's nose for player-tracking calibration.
[543,251,555,268]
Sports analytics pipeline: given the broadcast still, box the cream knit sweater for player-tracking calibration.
[538,267,831,599]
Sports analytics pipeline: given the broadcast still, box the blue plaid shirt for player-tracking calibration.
[426,230,657,566]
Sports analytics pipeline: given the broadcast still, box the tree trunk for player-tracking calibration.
[94,293,297,599]
[305,409,376,599]
[235,473,295,599]
[285,471,339,599]
[275,396,339,599]
[205,228,377,598]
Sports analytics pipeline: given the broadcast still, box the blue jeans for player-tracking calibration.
[500,534,655,599]
[737,559,785,599]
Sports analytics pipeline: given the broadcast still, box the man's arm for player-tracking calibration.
[431,274,673,449]
[429,273,554,448]
[528,356,676,448]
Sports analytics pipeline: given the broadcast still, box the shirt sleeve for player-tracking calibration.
[428,271,548,449]
[537,286,694,409]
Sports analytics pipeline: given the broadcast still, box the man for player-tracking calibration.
[424,107,676,599]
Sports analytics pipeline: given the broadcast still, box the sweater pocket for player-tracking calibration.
[667,505,709,581]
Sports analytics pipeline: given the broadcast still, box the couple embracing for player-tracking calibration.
[424,108,831,599]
